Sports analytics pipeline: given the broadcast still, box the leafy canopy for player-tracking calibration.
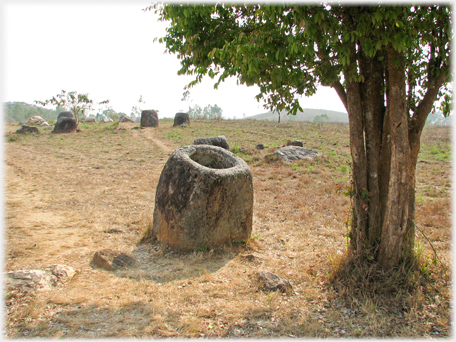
[149,3,452,117]
[35,90,109,124]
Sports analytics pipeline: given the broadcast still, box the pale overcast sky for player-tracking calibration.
[2,1,347,119]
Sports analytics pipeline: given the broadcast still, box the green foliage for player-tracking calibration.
[35,90,109,125]
[188,104,223,120]
[4,102,59,122]
[150,4,452,118]
[131,95,145,119]
[313,114,329,123]
[103,108,119,121]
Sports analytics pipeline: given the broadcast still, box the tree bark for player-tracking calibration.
[359,51,385,250]
[377,45,412,268]
[340,43,442,269]
[344,44,368,256]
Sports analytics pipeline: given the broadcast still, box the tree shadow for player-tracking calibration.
[102,241,242,284]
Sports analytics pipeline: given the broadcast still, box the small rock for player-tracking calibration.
[268,146,318,163]
[255,143,265,150]
[241,254,256,261]
[16,125,39,134]
[256,271,292,293]
[287,140,304,147]
[91,249,136,271]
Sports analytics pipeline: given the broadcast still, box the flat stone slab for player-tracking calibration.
[5,264,76,291]
[270,146,318,162]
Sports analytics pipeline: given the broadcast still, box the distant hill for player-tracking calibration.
[244,108,349,123]
[246,108,452,126]
[3,101,60,122]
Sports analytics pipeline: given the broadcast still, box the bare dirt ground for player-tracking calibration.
[3,119,452,338]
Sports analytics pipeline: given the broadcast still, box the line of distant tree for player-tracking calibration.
[313,114,329,123]
[187,104,223,120]
[3,102,129,123]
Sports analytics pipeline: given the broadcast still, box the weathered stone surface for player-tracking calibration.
[45,264,77,285]
[40,121,50,127]
[58,111,74,119]
[193,135,230,150]
[146,144,253,251]
[84,116,96,122]
[16,125,39,134]
[27,115,46,125]
[100,116,113,123]
[256,271,292,293]
[118,114,133,123]
[287,140,304,147]
[91,249,136,271]
[269,146,318,162]
[173,112,190,126]
[5,264,76,291]
[53,117,77,133]
[141,110,159,127]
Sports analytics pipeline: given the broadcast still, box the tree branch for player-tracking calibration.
[332,80,348,112]
[409,67,449,135]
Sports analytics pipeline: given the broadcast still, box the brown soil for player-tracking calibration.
[3,119,451,338]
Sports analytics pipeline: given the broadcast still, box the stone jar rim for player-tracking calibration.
[178,145,247,173]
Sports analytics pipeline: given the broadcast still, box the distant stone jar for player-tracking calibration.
[57,111,74,120]
[146,145,253,251]
[53,117,77,133]
[141,110,159,127]
[173,112,190,126]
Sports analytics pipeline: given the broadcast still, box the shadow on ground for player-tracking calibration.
[101,242,241,284]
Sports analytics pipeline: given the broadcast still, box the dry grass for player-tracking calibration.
[3,118,452,338]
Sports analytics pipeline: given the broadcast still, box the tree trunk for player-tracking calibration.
[341,44,417,269]
[377,45,414,268]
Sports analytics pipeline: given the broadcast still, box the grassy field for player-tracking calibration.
[3,118,452,338]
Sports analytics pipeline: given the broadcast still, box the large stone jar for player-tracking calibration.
[148,145,253,251]
[53,117,77,133]
[141,110,159,127]
[173,112,190,126]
